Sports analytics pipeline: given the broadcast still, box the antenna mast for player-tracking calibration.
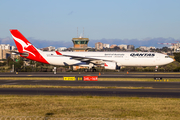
[83,27,84,38]
[77,27,78,38]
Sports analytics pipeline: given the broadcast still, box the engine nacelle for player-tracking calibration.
[104,62,119,70]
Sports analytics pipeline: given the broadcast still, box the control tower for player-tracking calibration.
[72,36,89,52]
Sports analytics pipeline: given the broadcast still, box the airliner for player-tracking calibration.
[10,29,174,71]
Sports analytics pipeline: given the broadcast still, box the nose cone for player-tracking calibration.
[169,58,174,63]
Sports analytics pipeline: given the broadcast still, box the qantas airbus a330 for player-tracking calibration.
[10,29,174,71]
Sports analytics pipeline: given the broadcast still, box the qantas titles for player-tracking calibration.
[130,53,155,57]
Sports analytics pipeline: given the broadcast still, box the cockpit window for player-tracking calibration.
[165,56,170,58]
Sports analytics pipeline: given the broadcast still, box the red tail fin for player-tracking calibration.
[10,29,49,64]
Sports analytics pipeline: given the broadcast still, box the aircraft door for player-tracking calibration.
[156,54,160,61]
[125,55,129,60]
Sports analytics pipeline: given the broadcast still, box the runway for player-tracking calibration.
[0,72,180,78]
[0,88,179,98]
[0,80,180,98]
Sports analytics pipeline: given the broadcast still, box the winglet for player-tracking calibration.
[55,51,62,55]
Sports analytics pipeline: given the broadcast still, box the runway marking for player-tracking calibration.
[0,85,154,89]
[27,75,32,76]
[2,83,18,85]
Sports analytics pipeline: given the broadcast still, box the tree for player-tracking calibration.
[7,57,13,66]
[136,48,141,51]
[162,47,169,52]
[114,46,120,51]
[173,53,180,63]
[14,59,24,71]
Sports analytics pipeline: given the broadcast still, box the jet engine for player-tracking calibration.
[103,62,120,70]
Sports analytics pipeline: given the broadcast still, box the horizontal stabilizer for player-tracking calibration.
[9,50,29,57]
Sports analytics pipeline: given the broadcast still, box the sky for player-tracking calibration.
[1,0,180,42]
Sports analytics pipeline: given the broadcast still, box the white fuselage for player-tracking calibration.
[38,51,174,67]
[10,30,174,69]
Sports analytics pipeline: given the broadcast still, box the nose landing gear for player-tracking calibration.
[155,66,158,71]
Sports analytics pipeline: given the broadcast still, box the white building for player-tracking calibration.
[139,46,147,50]
[0,44,10,50]
[147,46,156,50]
[11,46,16,50]
[57,47,67,51]
[103,44,110,48]
[48,46,56,51]
[139,46,156,51]
[95,42,103,50]
[172,43,180,52]
[118,44,127,50]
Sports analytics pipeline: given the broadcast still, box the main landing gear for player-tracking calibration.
[84,67,96,72]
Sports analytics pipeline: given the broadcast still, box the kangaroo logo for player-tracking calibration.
[12,35,36,57]
[104,63,108,66]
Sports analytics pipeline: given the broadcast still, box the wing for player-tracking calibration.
[55,51,114,64]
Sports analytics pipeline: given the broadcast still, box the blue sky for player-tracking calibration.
[1,0,180,42]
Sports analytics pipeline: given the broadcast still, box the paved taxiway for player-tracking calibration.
[0,72,180,78]
[0,80,180,98]
[0,88,179,98]
[0,80,180,88]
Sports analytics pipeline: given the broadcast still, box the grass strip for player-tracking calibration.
[108,72,180,74]
[0,95,179,120]
[0,77,63,80]
[128,72,180,74]
[0,85,152,89]
[98,78,180,82]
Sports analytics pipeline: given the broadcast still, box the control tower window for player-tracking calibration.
[80,41,88,44]
[80,41,84,44]
[75,41,80,44]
